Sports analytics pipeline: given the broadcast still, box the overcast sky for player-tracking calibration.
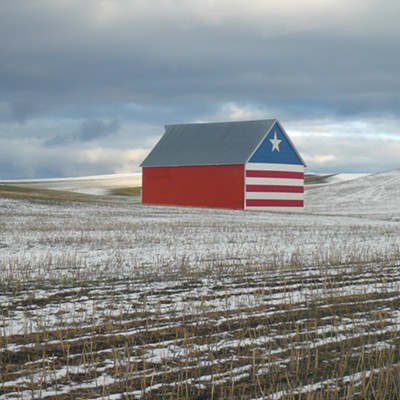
[1,0,400,179]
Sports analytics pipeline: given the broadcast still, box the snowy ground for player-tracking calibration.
[1,170,400,399]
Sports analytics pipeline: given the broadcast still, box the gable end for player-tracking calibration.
[247,121,306,166]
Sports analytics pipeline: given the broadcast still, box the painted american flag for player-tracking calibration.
[245,128,304,212]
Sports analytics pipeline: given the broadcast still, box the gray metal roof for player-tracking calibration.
[140,119,278,167]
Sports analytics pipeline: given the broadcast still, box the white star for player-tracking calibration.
[270,131,281,152]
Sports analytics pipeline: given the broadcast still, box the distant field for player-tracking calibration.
[0,184,103,203]
[0,184,141,202]
[1,170,400,399]
[0,173,142,196]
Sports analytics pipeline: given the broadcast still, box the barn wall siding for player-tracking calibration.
[142,165,245,209]
[245,163,304,212]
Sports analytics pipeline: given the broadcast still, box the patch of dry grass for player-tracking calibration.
[2,263,400,399]
[110,187,141,197]
[0,184,100,203]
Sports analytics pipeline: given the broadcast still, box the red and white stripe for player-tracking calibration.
[245,163,304,212]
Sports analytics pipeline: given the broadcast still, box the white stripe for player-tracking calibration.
[246,177,303,186]
[246,206,304,213]
[246,192,304,200]
[246,163,304,172]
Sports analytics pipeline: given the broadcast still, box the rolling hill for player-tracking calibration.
[305,168,400,220]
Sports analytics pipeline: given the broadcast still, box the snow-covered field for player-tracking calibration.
[1,169,400,399]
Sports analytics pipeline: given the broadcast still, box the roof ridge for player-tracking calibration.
[165,118,276,128]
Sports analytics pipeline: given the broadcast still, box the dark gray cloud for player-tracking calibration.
[0,0,399,178]
[0,101,44,124]
[10,100,43,123]
[78,119,120,141]
[45,119,120,146]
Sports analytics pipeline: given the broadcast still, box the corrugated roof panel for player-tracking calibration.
[141,119,277,167]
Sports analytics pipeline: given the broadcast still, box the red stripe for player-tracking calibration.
[246,185,304,193]
[246,170,304,179]
[246,199,304,207]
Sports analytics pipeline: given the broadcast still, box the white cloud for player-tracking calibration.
[285,117,400,172]
[305,154,336,164]
[82,147,147,168]
[204,103,266,122]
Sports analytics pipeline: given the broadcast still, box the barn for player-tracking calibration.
[140,119,306,211]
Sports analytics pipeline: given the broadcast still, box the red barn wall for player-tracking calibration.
[142,165,245,209]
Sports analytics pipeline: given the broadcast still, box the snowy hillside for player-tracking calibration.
[305,168,400,219]
[305,172,369,187]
